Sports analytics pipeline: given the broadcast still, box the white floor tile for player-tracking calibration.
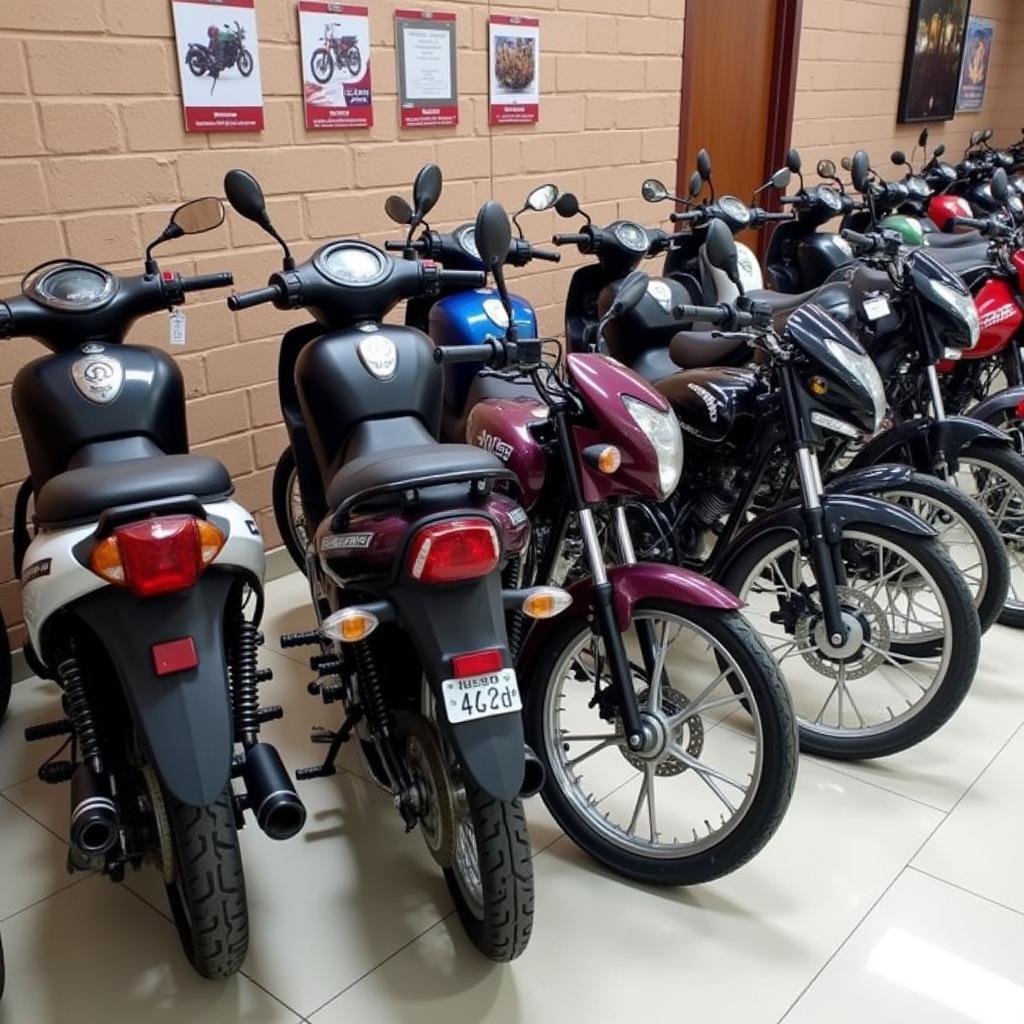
[784,869,1024,1024]
[260,572,318,660]
[308,759,942,1024]
[0,876,301,1023]
[912,721,1024,914]
[0,676,63,791]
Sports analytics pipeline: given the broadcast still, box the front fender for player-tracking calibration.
[968,386,1024,427]
[825,463,916,495]
[72,571,237,808]
[849,415,1011,472]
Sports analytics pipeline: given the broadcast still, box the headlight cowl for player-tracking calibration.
[622,396,684,499]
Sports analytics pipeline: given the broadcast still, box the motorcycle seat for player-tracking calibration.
[667,330,749,370]
[924,242,994,272]
[35,454,232,528]
[925,231,986,248]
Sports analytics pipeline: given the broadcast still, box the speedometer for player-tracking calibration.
[718,196,751,225]
[817,185,842,211]
[316,242,390,287]
[455,224,480,260]
[24,261,116,312]
[907,177,930,198]
[612,221,649,252]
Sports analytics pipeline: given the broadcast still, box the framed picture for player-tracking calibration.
[957,15,994,112]
[897,0,972,123]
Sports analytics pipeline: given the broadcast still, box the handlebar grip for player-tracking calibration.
[764,211,795,221]
[552,233,589,246]
[438,269,486,286]
[840,228,874,249]
[672,303,730,325]
[181,271,234,293]
[531,249,561,263]
[948,217,989,231]
[385,239,427,253]
[227,285,282,312]
[669,211,702,224]
[779,196,799,205]
[432,342,497,365]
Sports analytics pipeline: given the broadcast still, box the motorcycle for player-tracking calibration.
[309,23,362,83]
[185,21,254,88]
[558,218,981,759]
[1,197,305,979]
[224,167,547,961]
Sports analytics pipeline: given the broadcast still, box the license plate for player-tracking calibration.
[863,296,890,321]
[441,668,521,724]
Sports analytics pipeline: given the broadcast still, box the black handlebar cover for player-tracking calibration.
[181,271,234,293]
[227,285,282,311]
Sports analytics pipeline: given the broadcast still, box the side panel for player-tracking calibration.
[466,398,547,510]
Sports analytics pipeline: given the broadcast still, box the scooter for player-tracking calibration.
[224,167,549,962]
[2,197,305,980]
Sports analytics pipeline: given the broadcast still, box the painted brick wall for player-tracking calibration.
[793,0,1024,168]
[0,0,684,647]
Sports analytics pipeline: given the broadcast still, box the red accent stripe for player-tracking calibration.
[175,0,255,9]
[490,14,539,26]
[396,8,455,21]
[299,2,368,14]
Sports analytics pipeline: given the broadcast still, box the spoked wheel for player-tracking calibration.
[272,448,309,574]
[878,472,1009,634]
[310,47,334,84]
[162,784,248,979]
[345,46,362,76]
[724,527,980,760]
[948,445,1024,628]
[237,49,253,76]
[525,602,798,885]
[407,716,533,961]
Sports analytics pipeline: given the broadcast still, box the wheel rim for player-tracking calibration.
[736,530,953,739]
[951,453,1024,611]
[287,467,309,558]
[542,611,765,858]
[452,804,484,919]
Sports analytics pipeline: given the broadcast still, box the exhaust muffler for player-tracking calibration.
[242,743,307,840]
[70,764,119,858]
[519,745,546,799]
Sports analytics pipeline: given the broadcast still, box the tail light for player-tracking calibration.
[89,515,226,597]
[406,517,500,585]
[452,648,503,677]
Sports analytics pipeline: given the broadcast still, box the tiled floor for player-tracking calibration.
[2,570,1023,1023]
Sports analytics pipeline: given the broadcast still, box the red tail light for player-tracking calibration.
[90,516,225,597]
[452,648,503,677]
[406,517,500,585]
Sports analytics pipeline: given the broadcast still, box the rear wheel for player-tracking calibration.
[272,448,309,574]
[310,47,334,84]
[163,785,248,979]
[345,45,362,76]
[186,50,207,77]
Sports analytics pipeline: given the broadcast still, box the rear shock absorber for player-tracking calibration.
[58,647,103,774]
[230,619,260,747]
[503,554,525,661]
[353,638,393,740]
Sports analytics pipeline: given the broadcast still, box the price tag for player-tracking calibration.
[862,296,890,321]
[169,310,187,346]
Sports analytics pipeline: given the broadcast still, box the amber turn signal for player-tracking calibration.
[521,587,573,620]
[808,375,829,396]
[320,607,379,643]
[597,445,622,474]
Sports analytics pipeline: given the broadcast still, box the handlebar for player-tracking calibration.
[227,284,283,311]
[180,271,234,293]
[840,228,887,255]
[672,302,768,330]
[384,239,428,253]
[947,216,991,232]
[435,268,487,286]
[669,210,704,224]
[531,248,561,263]
[433,336,543,371]
[552,233,590,246]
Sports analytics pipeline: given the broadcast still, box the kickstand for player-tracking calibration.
[297,707,363,780]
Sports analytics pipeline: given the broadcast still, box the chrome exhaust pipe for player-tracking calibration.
[70,764,119,857]
[242,743,306,840]
[519,745,546,799]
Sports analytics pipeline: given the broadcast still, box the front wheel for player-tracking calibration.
[272,448,309,574]
[722,526,980,760]
[310,47,334,84]
[236,48,253,77]
[524,602,798,886]
[164,785,248,979]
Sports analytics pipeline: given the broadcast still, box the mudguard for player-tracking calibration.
[388,575,525,802]
[72,571,236,808]
[968,385,1024,434]
[848,414,1012,473]
[714,493,937,584]
[824,462,916,495]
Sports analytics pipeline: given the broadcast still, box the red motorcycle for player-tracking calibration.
[309,24,362,84]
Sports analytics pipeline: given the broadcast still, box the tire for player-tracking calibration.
[0,927,5,999]
[186,50,207,77]
[950,444,1024,628]
[310,47,334,84]
[443,778,533,961]
[722,526,980,760]
[272,448,308,575]
[0,622,10,721]
[237,48,253,77]
[346,46,362,76]
[524,601,798,886]
[164,785,248,979]
[876,472,1009,635]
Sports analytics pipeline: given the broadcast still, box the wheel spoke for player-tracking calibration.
[645,765,658,842]
[664,665,731,729]
[626,772,649,836]
[646,620,670,713]
[668,742,748,793]
[566,736,623,768]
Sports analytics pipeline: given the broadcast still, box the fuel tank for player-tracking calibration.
[466,397,548,510]
[295,324,443,485]
[655,366,759,449]
[961,277,1022,362]
[12,343,187,492]
[929,195,973,232]
[428,289,537,415]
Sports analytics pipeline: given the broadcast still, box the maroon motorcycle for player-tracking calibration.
[309,24,362,84]
[438,203,798,886]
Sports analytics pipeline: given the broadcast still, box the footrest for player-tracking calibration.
[25,719,73,742]
[296,764,337,780]
[39,761,75,784]
[280,630,320,648]
[257,705,283,723]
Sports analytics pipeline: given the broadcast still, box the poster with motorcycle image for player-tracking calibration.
[489,14,539,125]
[299,2,372,130]
[171,0,265,132]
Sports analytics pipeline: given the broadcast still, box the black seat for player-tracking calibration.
[925,230,986,248]
[924,241,994,272]
[327,444,509,510]
[668,330,749,370]
[745,287,820,315]
[36,454,232,527]
[442,372,542,443]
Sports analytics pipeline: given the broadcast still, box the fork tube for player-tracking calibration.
[926,364,947,420]
[612,504,637,566]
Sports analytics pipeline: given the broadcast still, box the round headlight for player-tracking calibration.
[719,196,751,224]
[932,280,980,348]
[613,221,650,253]
[818,186,843,211]
[316,242,390,287]
[622,395,683,499]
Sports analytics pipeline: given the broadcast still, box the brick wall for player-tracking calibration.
[0,0,684,647]
[793,0,1024,168]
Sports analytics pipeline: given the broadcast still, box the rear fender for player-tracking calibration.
[849,415,1011,472]
[967,385,1024,431]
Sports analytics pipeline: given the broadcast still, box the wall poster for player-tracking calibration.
[171,0,265,132]
[897,0,972,123]
[298,2,373,129]
[489,14,539,125]
[957,15,994,112]
[395,9,458,129]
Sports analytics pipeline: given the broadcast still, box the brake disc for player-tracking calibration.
[406,716,457,868]
[795,586,889,680]
[619,685,704,776]
[142,764,175,884]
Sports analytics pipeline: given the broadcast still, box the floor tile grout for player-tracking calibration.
[0,788,68,848]
[906,864,1024,920]
[0,869,93,925]
[806,757,955,813]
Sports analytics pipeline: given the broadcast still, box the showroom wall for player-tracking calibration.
[0,0,683,646]
[793,0,1024,167]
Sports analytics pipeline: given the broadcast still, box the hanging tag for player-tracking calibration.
[169,310,187,346]
[862,296,890,321]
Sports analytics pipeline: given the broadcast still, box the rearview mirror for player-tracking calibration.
[770,167,791,190]
[642,178,668,202]
[555,192,580,219]
[840,156,852,171]
[934,143,946,158]
[918,127,929,148]
[384,194,413,226]
[171,197,225,235]
[689,171,703,198]
[850,150,871,192]
[526,183,559,212]
[991,167,1010,203]
[412,163,443,223]
[817,159,836,179]
[696,149,712,181]
[786,148,802,174]
[611,270,650,317]
[474,201,512,272]
[982,128,993,142]
[970,129,982,146]
[704,219,739,284]
[891,150,906,166]
[224,169,268,225]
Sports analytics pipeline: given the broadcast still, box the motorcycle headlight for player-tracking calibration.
[932,280,981,348]
[622,396,684,499]
[822,339,887,434]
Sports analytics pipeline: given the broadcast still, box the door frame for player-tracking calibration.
[676,0,804,196]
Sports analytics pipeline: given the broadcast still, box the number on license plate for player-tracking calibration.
[441,667,521,724]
